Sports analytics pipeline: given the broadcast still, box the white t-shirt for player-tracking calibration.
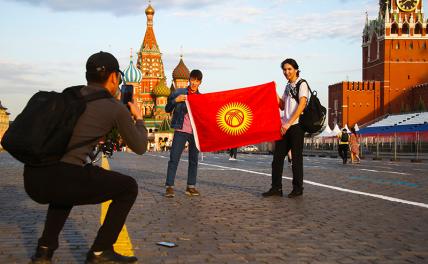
[281,77,309,125]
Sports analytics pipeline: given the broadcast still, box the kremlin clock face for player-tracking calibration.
[396,0,419,12]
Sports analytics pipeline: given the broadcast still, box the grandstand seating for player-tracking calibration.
[360,112,428,135]
[367,112,428,127]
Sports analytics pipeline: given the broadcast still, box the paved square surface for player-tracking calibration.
[1,151,427,263]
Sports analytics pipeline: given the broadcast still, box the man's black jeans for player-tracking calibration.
[338,144,349,164]
[23,162,138,252]
[271,124,305,191]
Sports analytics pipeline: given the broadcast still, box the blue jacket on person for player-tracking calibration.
[165,87,200,129]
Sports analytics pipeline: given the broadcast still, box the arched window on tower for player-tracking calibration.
[391,22,398,34]
[414,22,422,35]
[402,23,410,35]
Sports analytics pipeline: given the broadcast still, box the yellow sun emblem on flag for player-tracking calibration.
[216,102,253,136]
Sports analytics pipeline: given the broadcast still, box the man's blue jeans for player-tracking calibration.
[166,131,199,186]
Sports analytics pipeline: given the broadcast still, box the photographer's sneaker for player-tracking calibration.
[30,246,54,264]
[85,250,137,263]
[185,187,200,196]
[165,186,175,198]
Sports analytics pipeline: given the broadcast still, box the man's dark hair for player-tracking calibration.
[189,69,203,81]
[280,58,299,70]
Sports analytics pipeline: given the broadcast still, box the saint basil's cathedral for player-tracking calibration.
[121,3,190,147]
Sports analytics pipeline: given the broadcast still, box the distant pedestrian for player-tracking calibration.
[350,127,361,164]
[263,58,309,198]
[229,148,238,160]
[164,69,203,198]
[337,128,349,164]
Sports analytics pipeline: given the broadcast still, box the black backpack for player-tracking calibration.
[290,79,326,134]
[341,132,349,142]
[1,86,111,166]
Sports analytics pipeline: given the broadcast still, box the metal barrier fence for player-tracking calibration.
[304,132,428,161]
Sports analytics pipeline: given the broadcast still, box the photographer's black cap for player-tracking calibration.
[86,51,121,74]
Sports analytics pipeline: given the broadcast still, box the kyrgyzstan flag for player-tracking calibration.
[186,81,282,152]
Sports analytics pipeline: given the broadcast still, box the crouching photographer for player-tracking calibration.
[24,52,148,263]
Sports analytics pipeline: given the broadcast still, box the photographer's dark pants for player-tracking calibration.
[23,162,138,252]
[271,124,305,191]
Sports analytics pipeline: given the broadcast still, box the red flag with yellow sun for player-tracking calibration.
[186,81,282,152]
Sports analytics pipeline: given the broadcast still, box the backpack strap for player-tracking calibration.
[290,79,311,104]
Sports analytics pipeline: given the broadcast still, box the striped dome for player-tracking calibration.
[153,79,170,97]
[172,56,190,80]
[124,56,142,83]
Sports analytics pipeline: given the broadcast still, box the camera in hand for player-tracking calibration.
[121,84,134,110]
[101,139,115,158]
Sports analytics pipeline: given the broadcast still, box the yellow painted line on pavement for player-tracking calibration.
[101,156,135,256]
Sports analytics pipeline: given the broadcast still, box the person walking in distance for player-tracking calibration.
[262,58,309,198]
[337,128,350,164]
[229,148,238,160]
[350,127,361,164]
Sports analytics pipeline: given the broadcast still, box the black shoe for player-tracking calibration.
[85,250,138,263]
[262,188,283,197]
[30,246,54,264]
[287,189,303,198]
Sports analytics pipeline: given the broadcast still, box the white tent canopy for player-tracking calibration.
[332,124,341,135]
[316,124,334,137]
[354,123,360,131]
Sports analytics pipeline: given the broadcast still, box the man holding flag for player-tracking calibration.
[262,58,309,198]
[164,70,203,198]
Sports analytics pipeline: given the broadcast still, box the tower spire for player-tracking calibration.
[385,1,390,22]
[365,11,369,26]
[141,2,158,50]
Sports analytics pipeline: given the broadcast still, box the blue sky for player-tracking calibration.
[1,0,426,120]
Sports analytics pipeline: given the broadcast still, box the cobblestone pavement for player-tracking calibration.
[1,151,427,263]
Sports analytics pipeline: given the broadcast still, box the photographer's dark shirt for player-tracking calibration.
[61,84,148,166]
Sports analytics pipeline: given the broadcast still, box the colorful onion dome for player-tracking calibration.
[153,78,170,97]
[145,4,155,15]
[123,54,142,83]
[172,55,190,80]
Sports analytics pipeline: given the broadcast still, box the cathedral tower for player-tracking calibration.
[137,3,167,117]
[172,54,190,89]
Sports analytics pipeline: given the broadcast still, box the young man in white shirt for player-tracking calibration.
[263,58,309,198]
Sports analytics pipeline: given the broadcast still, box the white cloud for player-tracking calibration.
[242,4,379,44]
[9,0,224,16]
